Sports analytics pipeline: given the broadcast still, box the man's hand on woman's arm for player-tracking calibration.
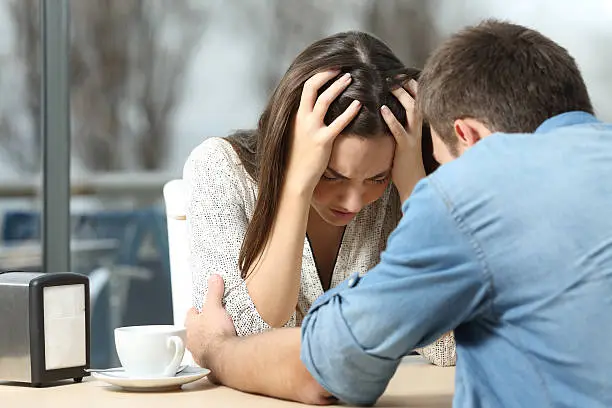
[185,275,334,405]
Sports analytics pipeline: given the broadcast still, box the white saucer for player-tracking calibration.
[92,366,210,392]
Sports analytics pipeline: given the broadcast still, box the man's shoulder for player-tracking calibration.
[425,120,612,232]
[432,118,612,190]
[421,134,536,223]
[399,176,459,233]
[428,130,544,195]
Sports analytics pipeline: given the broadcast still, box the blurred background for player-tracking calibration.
[0,0,611,368]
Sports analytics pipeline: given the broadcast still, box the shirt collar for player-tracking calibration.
[535,111,599,134]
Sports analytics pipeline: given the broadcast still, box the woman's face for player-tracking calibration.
[311,134,395,227]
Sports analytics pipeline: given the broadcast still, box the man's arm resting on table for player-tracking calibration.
[210,328,332,405]
[185,276,332,405]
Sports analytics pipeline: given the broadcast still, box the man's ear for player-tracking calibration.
[453,118,493,149]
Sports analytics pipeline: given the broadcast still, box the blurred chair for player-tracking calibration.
[1,211,40,242]
[163,179,194,365]
[1,208,166,368]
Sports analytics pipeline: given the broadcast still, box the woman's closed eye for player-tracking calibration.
[320,173,389,184]
[369,176,389,184]
[321,173,340,182]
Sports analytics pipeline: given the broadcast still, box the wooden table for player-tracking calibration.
[0,359,455,408]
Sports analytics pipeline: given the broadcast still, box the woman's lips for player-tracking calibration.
[331,209,357,219]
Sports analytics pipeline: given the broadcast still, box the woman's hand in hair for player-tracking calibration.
[382,79,426,202]
[286,70,362,195]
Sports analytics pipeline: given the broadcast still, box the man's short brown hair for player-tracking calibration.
[417,20,594,152]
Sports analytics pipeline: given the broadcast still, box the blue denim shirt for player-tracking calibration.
[301,112,612,407]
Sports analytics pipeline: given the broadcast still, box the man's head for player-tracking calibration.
[417,19,594,164]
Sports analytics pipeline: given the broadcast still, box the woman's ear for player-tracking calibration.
[453,118,493,149]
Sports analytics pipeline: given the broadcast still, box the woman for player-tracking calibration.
[184,31,455,366]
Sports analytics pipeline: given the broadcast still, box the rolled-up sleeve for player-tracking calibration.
[300,177,493,406]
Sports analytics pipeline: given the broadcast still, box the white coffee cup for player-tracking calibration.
[114,325,186,378]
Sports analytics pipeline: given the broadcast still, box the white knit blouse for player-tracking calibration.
[184,137,456,366]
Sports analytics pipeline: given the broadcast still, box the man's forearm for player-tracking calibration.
[208,328,332,404]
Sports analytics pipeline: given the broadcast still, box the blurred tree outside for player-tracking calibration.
[0,0,206,173]
[235,0,332,95]
[0,0,438,174]
[237,0,437,97]
[365,0,439,69]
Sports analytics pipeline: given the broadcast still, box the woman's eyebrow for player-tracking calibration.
[326,167,391,180]
[325,167,349,179]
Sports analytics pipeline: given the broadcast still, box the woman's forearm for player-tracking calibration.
[415,331,456,367]
[245,184,312,327]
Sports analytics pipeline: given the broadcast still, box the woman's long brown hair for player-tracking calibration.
[227,31,438,278]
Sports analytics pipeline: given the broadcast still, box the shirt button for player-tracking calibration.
[347,273,360,288]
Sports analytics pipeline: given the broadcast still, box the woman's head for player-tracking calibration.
[257,31,411,170]
[234,31,432,276]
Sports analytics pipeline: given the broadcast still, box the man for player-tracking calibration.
[185,20,612,407]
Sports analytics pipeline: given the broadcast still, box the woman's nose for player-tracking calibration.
[338,188,365,213]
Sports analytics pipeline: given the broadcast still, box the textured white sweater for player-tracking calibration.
[184,137,456,366]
